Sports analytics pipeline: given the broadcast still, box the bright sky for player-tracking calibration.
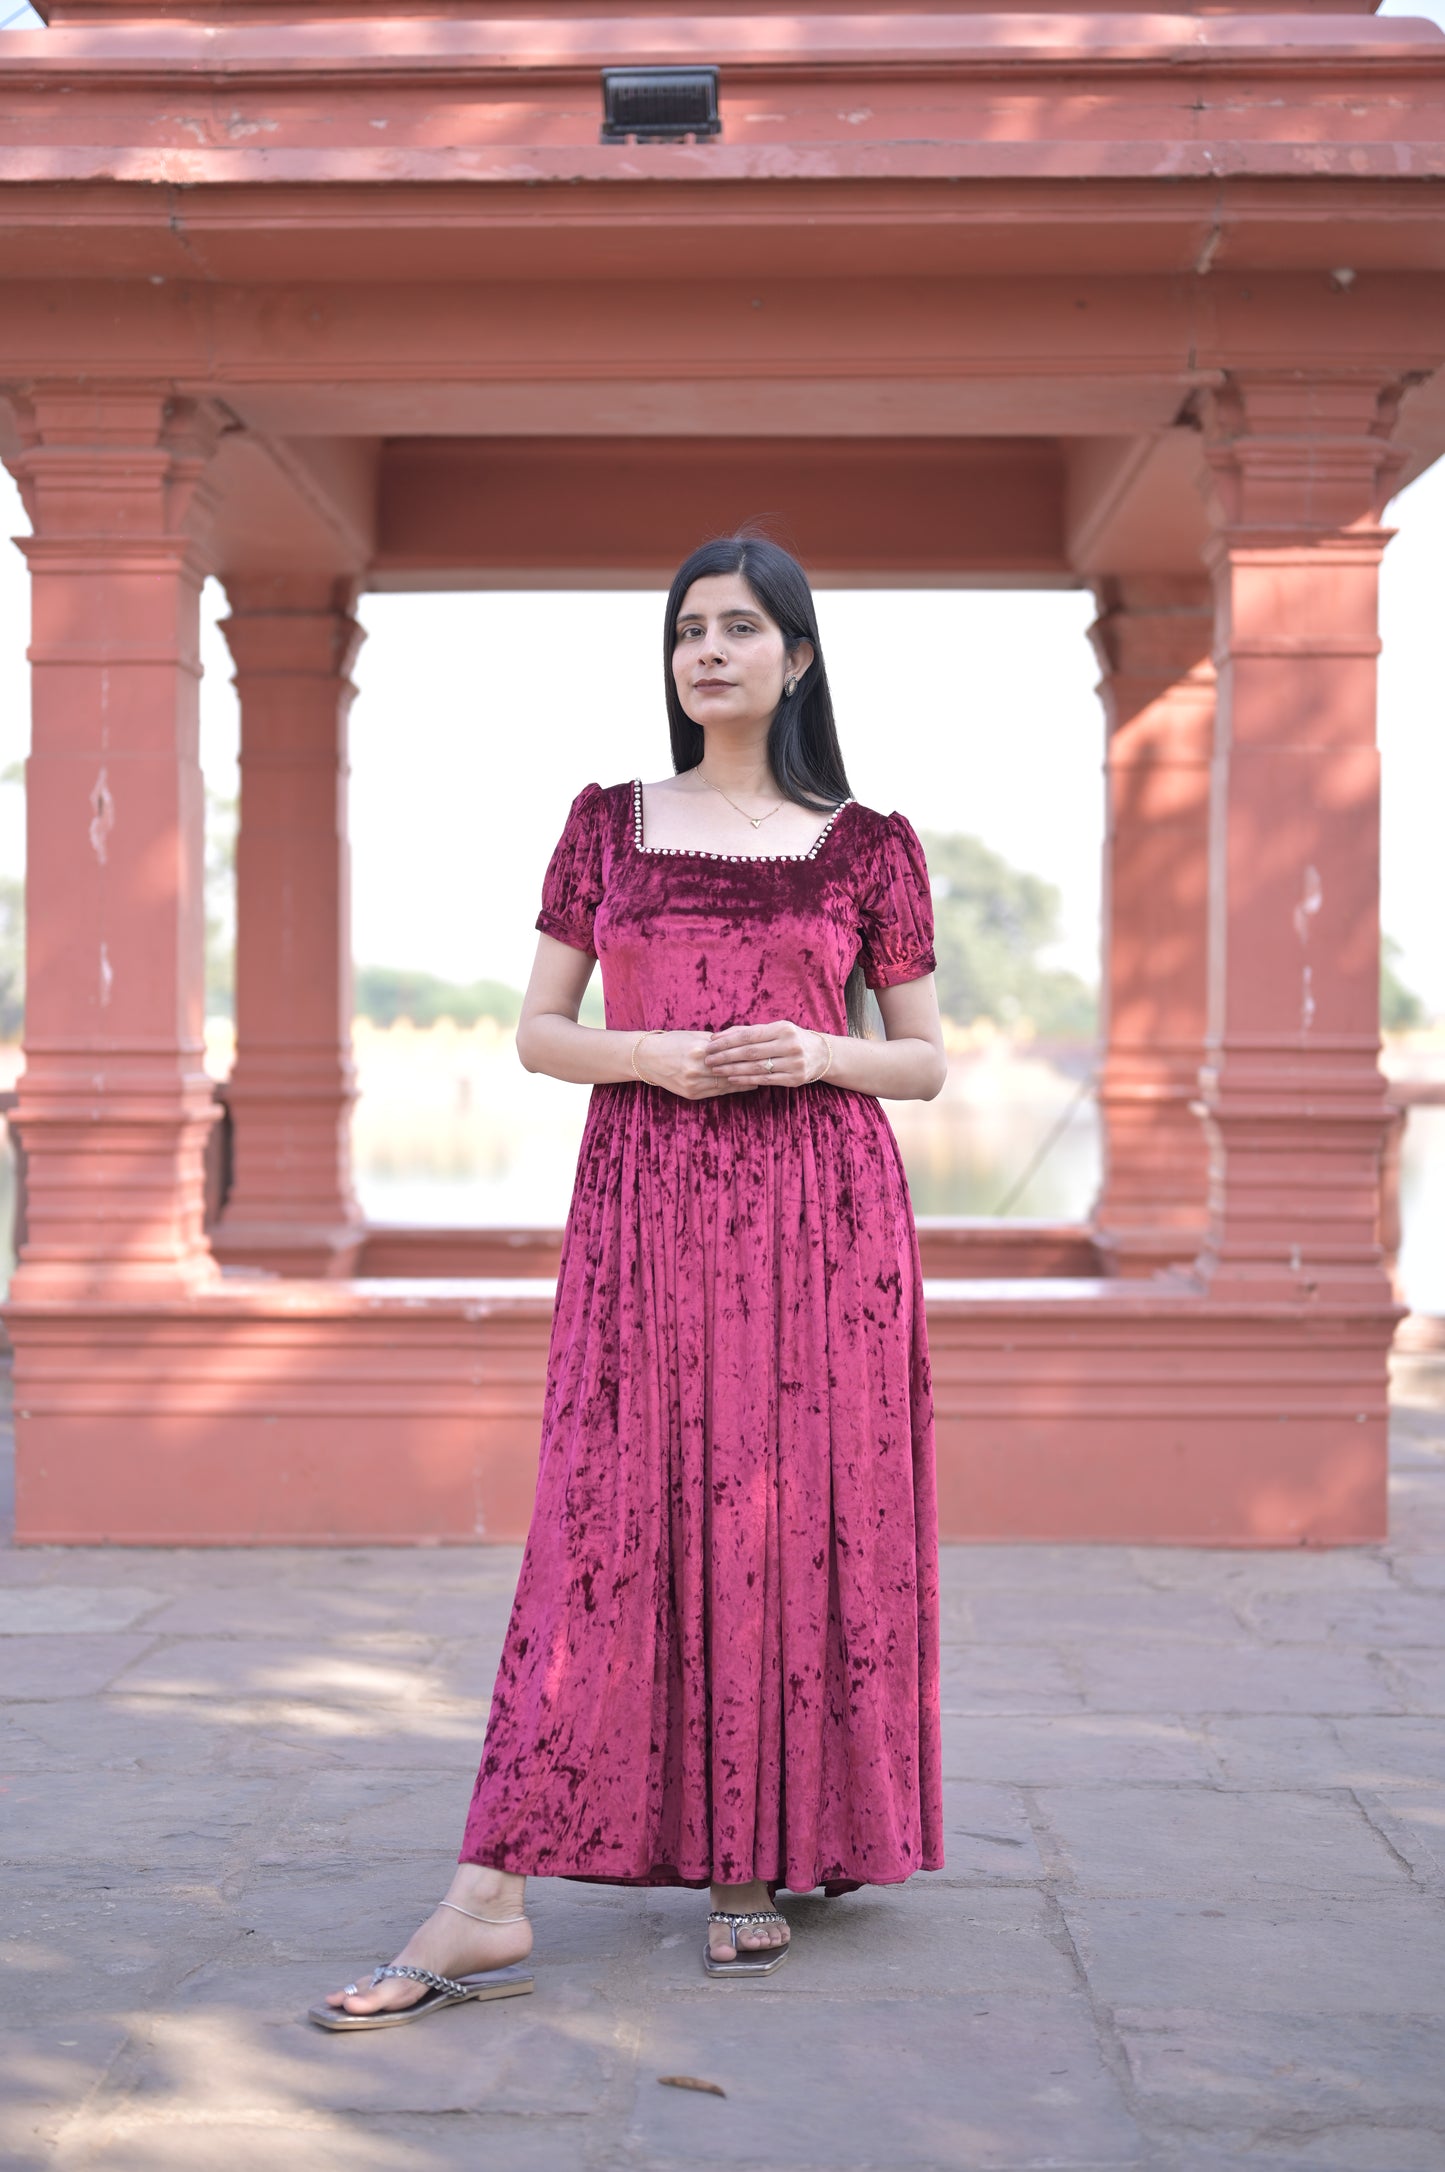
[0,452,1443,1014]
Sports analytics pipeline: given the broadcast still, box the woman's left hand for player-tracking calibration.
[702,1019,831,1090]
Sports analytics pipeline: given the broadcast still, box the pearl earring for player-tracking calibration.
[784,675,798,698]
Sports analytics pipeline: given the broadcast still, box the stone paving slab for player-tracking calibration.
[1166,2138,1445,2172]
[0,1542,526,1592]
[135,1583,510,1640]
[3,1695,375,1778]
[921,1779,1049,1883]
[272,1766,483,1857]
[938,1640,1085,1713]
[1,1772,282,1868]
[641,1881,1080,2000]
[1129,1548,1404,1595]
[3,1635,160,1701]
[110,1634,459,1704]
[0,2020,130,2168]
[965,1591,1252,1645]
[1230,1590,1445,1646]
[1356,1788,1445,1887]
[937,1544,1158,1593]
[624,1993,1143,2169]
[1060,1892,1445,2015]
[5,1881,244,2029]
[1072,1639,1399,1715]
[1113,2006,1445,2122]
[0,1589,170,1635]
[3,1356,1445,2170]
[1381,1648,1445,1714]
[1203,1712,1445,1788]
[117,1965,623,2116]
[1034,1780,1411,1895]
[942,1711,1224,1785]
[51,2114,595,2172]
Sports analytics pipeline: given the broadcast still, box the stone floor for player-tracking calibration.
[3,1359,1445,2172]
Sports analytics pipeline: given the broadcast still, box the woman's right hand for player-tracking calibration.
[633,1030,752,1100]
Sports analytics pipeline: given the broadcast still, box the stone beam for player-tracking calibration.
[373,437,1068,585]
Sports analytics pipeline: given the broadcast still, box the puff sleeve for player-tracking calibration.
[535,781,607,957]
[856,811,937,990]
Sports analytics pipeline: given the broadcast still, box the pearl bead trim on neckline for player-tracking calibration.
[631,777,854,862]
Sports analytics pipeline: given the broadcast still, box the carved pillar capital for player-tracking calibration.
[1088,574,1216,743]
[4,383,230,571]
[219,572,365,679]
[1195,369,1408,547]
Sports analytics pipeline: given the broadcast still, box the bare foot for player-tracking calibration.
[324,1864,531,2016]
[708,1878,790,1963]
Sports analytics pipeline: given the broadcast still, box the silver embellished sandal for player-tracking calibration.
[703,1907,791,1979]
[308,1900,535,2030]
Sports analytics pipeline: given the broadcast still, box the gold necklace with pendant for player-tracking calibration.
[696,768,783,830]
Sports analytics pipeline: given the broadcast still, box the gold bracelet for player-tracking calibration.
[631,1030,660,1085]
[814,1031,834,1083]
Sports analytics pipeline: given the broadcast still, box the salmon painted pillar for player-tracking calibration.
[1089,576,1214,1277]
[212,575,364,1277]
[2,385,221,1300]
[1195,372,1402,1308]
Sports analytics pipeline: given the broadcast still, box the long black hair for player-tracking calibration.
[662,531,873,1037]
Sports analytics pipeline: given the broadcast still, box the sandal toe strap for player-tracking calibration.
[707,1910,786,1929]
[370,1961,468,1999]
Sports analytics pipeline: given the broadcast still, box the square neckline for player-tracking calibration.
[631,777,855,864]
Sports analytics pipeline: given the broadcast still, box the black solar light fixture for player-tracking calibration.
[600,66,721,144]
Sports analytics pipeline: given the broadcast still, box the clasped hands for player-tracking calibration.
[632,1020,833,1100]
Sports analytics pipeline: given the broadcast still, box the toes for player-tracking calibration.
[324,1980,414,2015]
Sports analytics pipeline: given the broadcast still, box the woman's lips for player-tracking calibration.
[695,680,733,690]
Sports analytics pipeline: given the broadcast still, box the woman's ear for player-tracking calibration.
[787,638,816,682]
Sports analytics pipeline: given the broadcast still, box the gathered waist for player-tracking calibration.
[609,1019,847,1038]
[590,1077,879,1120]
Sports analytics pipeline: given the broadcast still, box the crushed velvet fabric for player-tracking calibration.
[458,778,944,1891]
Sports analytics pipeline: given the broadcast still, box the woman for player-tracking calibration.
[312,533,946,2029]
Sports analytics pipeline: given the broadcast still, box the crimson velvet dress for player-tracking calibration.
[458,776,944,1892]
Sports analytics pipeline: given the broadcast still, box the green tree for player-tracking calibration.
[205,788,237,1020]
[918,830,1097,1038]
[0,763,24,1041]
[354,965,525,1029]
[1381,933,1426,1031]
[0,873,24,1042]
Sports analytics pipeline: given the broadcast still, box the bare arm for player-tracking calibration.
[514,936,737,1097]
[516,934,947,1104]
[514,935,643,1084]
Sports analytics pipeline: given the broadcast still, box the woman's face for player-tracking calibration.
[671,574,813,731]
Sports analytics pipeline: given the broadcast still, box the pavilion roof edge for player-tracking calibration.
[3,8,1444,74]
